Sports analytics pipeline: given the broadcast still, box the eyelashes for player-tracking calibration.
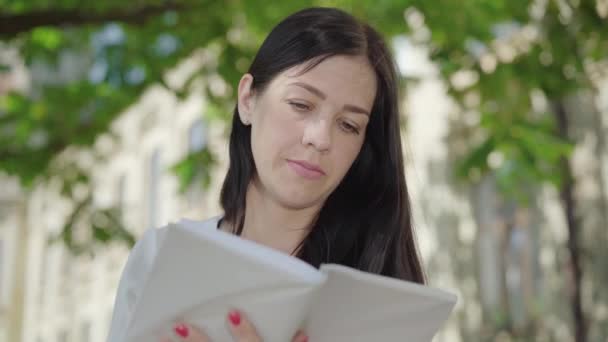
[288,101,312,112]
[286,100,362,135]
[339,120,360,134]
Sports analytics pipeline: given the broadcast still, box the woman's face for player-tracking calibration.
[237,54,377,210]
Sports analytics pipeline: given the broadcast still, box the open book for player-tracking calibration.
[125,219,457,341]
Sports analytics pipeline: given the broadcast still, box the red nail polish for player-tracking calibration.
[228,310,241,326]
[301,335,309,342]
[174,323,189,338]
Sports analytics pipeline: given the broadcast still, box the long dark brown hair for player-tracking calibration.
[219,7,425,284]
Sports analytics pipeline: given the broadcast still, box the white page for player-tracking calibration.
[126,222,325,342]
[305,264,457,342]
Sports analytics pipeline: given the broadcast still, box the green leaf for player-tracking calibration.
[455,135,495,180]
[30,27,63,50]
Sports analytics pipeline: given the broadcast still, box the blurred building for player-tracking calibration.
[396,36,608,341]
[0,50,231,342]
[0,45,32,342]
[1,38,607,342]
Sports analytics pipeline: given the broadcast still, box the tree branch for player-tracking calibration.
[0,2,186,38]
[552,100,587,342]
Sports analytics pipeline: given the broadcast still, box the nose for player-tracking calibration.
[301,117,331,152]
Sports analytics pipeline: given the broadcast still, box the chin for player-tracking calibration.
[276,190,325,210]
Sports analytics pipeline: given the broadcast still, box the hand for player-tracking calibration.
[160,309,308,342]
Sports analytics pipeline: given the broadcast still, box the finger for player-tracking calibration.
[292,330,309,342]
[226,309,262,342]
[170,322,210,342]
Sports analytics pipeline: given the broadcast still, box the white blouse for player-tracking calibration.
[106,216,221,342]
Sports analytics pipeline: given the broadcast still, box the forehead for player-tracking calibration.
[270,55,377,110]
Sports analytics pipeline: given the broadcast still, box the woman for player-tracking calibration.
[108,6,425,342]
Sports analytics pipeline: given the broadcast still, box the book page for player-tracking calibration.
[126,222,325,342]
[305,264,457,342]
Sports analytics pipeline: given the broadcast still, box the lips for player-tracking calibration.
[286,159,326,179]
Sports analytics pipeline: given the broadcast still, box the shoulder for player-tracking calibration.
[177,215,222,232]
[122,215,222,283]
[137,215,222,258]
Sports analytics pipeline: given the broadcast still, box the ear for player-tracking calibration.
[237,73,255,125]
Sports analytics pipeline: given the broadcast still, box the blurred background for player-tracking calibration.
[1,0,607,341]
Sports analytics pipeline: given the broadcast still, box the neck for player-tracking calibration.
[227,179,321,255]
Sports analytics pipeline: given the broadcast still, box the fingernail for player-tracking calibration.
[302,335,309,342]
[173,323,189,338]
[228,310,241,326]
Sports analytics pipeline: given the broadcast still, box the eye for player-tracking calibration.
[287,101,312,112]
[339,120,360,135]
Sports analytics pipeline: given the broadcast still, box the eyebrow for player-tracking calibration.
[288,81,371,116]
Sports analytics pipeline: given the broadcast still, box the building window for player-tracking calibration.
[80,321,91,342]
[0,240,3,302]
[186,119,207,207]
[106,310,114,340]
[188,118,207,152]
[57,329,69,342]
[478,229,500,310]
[146,148,162,230]
[38,245,49,306]
[59,248,72,298]
[116,173,127,216]
[506,226,526,326]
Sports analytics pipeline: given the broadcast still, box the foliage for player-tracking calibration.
[1,0,607,339]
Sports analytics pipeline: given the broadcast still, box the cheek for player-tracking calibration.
[332,138,364,176]
[251,106,302,164]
